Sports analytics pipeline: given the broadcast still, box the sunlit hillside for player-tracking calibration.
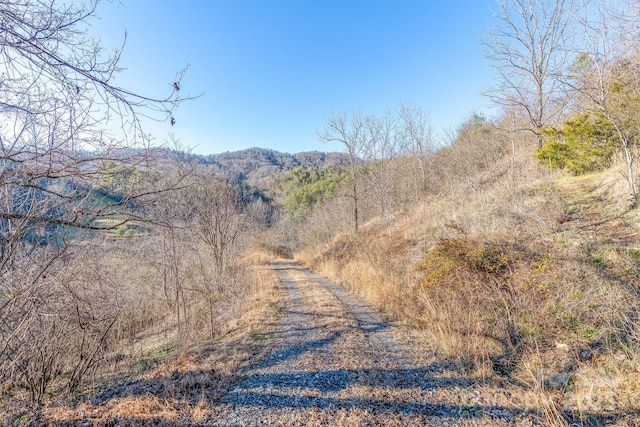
[4,0,640,425]
[291,124,640,419]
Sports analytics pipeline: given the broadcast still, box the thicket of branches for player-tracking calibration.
[288,106,504,246]
[0,0,260,407]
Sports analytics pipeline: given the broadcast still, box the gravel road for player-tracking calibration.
[209,260,532,426]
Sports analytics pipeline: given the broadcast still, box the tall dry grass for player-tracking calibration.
[12,250,283,426]
[296,131,640,418]
[0,211,276,423]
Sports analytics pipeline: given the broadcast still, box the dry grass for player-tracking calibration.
[296,142,640,421]
[241,249,274,266]
[3,252,284,426]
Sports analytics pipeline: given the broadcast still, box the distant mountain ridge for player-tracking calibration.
[193,147,349,183]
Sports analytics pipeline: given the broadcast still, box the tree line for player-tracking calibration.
[300,0,640,243]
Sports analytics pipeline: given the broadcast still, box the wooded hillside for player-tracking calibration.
[2,0,640,425]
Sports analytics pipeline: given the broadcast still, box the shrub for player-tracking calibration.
[420,238,508,282]
[537,113,618,175]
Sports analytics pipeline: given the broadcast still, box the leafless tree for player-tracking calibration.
[483,0,577,148]
[456,115,503,205]
[319,112,368,233]
[398,103,437,200]
[0,0,189,233]
[363,110,403,232]
[186,175,246,338]
[318,107,438,233]
[436,114,504,219]
[0,0,189,402]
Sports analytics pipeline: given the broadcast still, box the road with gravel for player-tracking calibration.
[208,260,530,426]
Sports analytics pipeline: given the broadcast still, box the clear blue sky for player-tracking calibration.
[94,1,498,155]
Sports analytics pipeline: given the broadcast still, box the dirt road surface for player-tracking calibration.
[208,260,534,426]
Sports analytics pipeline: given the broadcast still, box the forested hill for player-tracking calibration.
[186,148,349,183]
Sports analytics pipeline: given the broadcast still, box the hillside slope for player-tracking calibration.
[25,261,580,426]
[296,156,640,422]
[17,154,640,426]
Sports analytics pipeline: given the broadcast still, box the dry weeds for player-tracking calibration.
[209,261,542,426]
[15,254,285,426]
[296,150,640,425]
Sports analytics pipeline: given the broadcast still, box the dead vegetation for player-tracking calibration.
[295,131,640,423]
[5,252,283,426]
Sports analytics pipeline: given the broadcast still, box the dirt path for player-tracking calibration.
[208,260,532,426]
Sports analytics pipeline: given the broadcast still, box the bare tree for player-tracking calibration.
[0,0,189,233]
[189,177,244,276]
[318,112,368,233]
[483,0,576,148]
[0,0,189,401]
[318,107,436,233]
[363,110,403,232]
[186,175,245,338]
[453,114,503,206]
[398,103,437,200]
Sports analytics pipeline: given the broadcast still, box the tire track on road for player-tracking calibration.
[210,260,529,426]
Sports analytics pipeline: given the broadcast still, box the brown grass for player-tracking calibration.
[296,141,640,419]
[4,252,284,426]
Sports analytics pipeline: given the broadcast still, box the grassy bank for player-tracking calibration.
[296,162,640,420]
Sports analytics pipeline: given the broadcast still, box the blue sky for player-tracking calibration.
[95,1,498,155]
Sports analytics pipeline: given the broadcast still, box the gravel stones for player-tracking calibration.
[208,261,527,426]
